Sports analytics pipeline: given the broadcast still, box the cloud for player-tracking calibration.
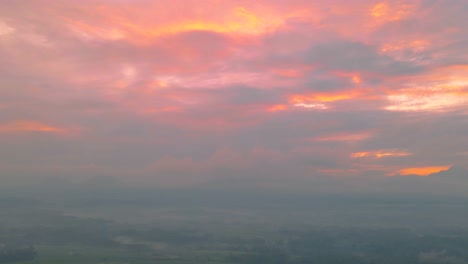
[0,121,70,134]
[398,165,452,176]
[0,0,466,191]
[304,40,425,75]
[351,150,412,159]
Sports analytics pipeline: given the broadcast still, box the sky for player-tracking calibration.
[0,0,467,188]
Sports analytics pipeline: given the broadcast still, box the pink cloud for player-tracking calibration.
[0,0,466,186]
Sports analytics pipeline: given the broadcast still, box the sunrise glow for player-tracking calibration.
[0,0,466,184]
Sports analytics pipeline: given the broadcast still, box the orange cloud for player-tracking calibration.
[351,150,412,159]
[0,121,67,134]
[267,104,288,112]
[352,75,362,84]
[399,165,451,176]
[370,1,416,22]
[289,88,377,110]
[371,2,389,17]
[291,93,353,103]
[291,87,379,104]
[380,39,430,53]
[67,4,286,45]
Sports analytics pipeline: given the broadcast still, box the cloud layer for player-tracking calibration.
[1,0,467,187]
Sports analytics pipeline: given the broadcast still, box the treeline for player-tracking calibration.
[118,228,215,246]
[0,246,37,263]
[226,228,468,264]
[112,227,468,263]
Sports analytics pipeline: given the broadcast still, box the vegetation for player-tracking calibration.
[1,191,468,263]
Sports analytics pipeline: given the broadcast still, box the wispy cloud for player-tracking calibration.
[0,121,68,134]
[398,165,452,176]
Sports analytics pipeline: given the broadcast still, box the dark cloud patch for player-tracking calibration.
[218,85,284,105]
[304,41,426,75]
[303,73,351,92]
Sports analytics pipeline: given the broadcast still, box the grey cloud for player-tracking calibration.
[303,72,351,92]
[304,41,425,75]
[219,85,284,105]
